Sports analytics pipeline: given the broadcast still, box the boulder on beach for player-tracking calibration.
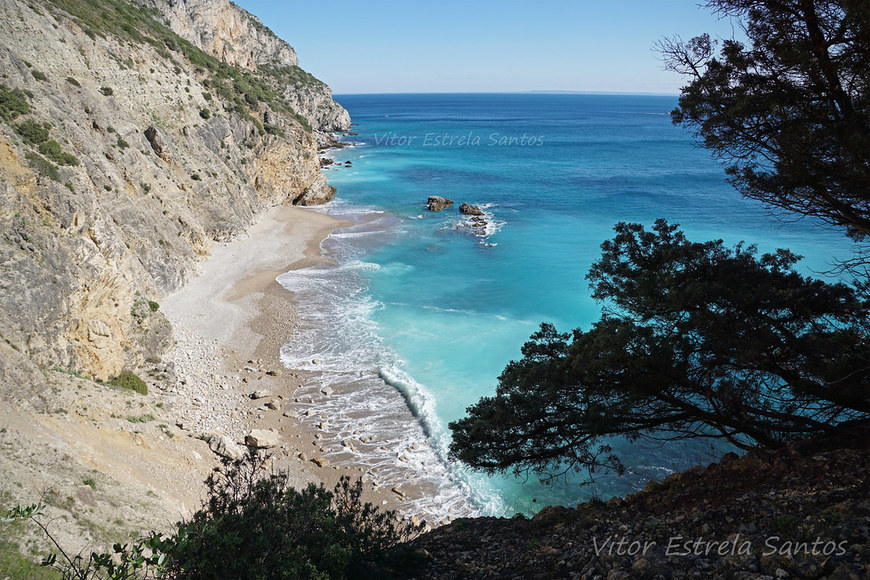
[209,435,246,460]
[427,196,454,211]
[245,429,280,449]
[459,202,484,216]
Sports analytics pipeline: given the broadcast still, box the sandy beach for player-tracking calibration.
[158,203,441,520]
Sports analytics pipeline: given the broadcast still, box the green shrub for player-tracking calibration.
[24,151,59,181]
[191,173,201,181]
[108,371,147,395]
[159,455,421,578]
[147,300,159,312]
[6,454,421,579]
[198,108,210,119]
[30,69,47,82]
[0,84,30,121]
[37,140,79,166]
[99,86,113,96]
[126,414,155,423]
[37,140,62,158]
[264,123,284,137]
[117,137,129,149]
[65,76,80,87]
[15,119,49,144]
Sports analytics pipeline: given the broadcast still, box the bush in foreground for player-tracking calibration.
[4,453,421,579]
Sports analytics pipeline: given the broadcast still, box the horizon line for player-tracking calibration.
[332,90,681,97]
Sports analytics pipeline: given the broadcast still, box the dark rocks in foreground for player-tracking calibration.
[427,196,454,211]
[407,423,870,579]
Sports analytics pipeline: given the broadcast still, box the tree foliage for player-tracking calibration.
[5,453,420,579]
[659,0,870,237]
[449,220,870,479]
[162,454,419,579]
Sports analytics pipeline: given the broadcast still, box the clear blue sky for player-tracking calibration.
[233,1,741,95]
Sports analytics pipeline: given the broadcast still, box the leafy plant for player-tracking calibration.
[3,454,422,579]
[0,83,30,121]
[38,140,79,166]
[109,372,148,395]
[451,220,870,480]
[24,151,59,181]
[159,454,422,578]
[15,119,49,144]
[127,414,155,424]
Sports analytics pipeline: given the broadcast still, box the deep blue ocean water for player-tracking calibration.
[278,93,856,518]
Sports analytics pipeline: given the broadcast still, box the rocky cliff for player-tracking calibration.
[0,0,345,386]
[137,0,351,133]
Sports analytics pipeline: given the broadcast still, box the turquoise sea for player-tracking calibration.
[278,93,856,519]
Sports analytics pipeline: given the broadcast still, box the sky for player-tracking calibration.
[233,1,742,95]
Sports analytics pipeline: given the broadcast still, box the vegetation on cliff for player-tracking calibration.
[5,453,420,579]
[46,0,312,132]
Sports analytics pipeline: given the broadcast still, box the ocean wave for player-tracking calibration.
[275,210,508,521]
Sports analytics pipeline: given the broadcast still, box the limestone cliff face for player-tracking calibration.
[0,0,344,385]
[138,0,351,133]
[138,0,299,71]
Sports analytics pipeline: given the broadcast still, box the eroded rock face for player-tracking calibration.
[136,0,351,133]
[427,196,454,211]
[137,0,299,71]
[293,174,337,206]
[0,0,341,383]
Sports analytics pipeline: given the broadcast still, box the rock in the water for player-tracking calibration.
[245,429,280,448]
[459,202,484,216]
[427,196,454,211]
[250,390,272,399]
[209,435,245,460]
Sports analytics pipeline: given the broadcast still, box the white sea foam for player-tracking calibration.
[276,211,506,522]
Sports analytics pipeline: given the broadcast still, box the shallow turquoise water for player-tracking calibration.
[282,93,855,517]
